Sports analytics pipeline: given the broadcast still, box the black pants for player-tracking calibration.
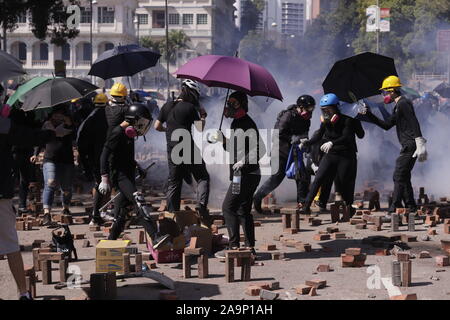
[108,172,158,240]
[389,146,417,211]
[166,148,210,212]
[305,153,355,207]
[254,155,310,204]
[92,172,110,218]
[13,151,36,209]
[222,173,261,248]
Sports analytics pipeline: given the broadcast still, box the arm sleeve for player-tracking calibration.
[398,101,422,138]
[353,119,365,139]
[100,129,121,176]
[366,110,396,130]
[305,124,325,146]
[277,112,292,140]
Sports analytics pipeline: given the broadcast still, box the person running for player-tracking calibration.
[98,103,170,248]
[253,95,315,213]
[359,75,427,217]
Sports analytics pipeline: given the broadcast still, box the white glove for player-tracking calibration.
[412,137,427,162]
[358,102,370,115]
[232,160,244,172]
[320,141,333,153]
[54,123,72,137]
[311,163,319,174]
[98,175,111,195]
[207,130,223,144]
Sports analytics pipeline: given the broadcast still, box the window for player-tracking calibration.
[197,14,208,25]
[105,43,114,51]
[80,7,92,24]
[168,13,179,25]
[98,7,115,24]
[137,14,148,25]
[39,43,48,60]
[183,14,193,25]
[17,12,27,23]
[18,43,26,60]
[152,11,165,28]
[62,43,70,61]
[83,43,92,61]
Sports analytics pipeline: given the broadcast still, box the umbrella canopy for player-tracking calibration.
[21,77,98,111]
[0,50,26,82]
[400,87,421,100]
[433,82,450,98]
[88,44,161,80]
[322,52,398,103]
[175,55,283,101]
[7,77,51,106]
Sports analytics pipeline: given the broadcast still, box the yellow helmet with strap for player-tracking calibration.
[110,82,128,97]
[380,75,402,91]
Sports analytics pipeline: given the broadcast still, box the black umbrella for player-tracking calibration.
[0,50,26,82]
[21,77,98,111]
[88,44,161,80]
[433,82,450,98]
[322,52,398,103]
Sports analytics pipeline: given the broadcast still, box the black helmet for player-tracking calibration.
[297,95,316,108]
[125,103,153,136]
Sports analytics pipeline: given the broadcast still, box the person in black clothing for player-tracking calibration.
[105,83,129,135]
[33,105,75,225]
[77,93,110,226]
[98,103,170,248]
[359,76,427,216]
[211,91,265,257]
[253,95,315,213]
[156,80,211,225]
[300,93,358,215]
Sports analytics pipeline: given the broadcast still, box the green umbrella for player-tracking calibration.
[400,87,421,100]
[6,77,51,107]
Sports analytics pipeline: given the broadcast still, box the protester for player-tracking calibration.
[77,93,111,226]
[98,103,170,248]
[105,82,129,135]
[157,80,211,226]
[33,105,75,225]
[212,91,265,258]
[359,75,427,217]
[1,102,69,300]
[253,95,315,212]
[300,93,357,215]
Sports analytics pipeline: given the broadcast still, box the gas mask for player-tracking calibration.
[382,90,395,104]
[224,101,246,119]
[320,106,339,124]
[125,117,151,139]
[111,95,126,104]
[298,106,314,120]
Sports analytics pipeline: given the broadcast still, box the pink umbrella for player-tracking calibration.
[175,55,283,101]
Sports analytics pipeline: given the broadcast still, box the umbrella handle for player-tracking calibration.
[218,88,231,131]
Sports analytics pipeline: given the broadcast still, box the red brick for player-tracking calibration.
[397,252,410,262]
[401,234,417,243]
[436,255,450,267]
[296,285,312,295]
[245,285,261,296]
[254,282,271,290]
[345,248,362,256]
[260,244,277,251]
[316,264,333,272]
[313,234,330,241]
[326,227,339,233]
[418,251,431,259]
[444,223,450,234]
[305,279,326,289]
[295,242,312,252]
[332,232,346,239]
[355,223,367,229]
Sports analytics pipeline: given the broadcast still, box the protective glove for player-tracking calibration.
[54,123,72,137]
[98,175,111,195]
[299,139,309,151]
[290,135,302,145]
[357,102,370,115]
[320,141,333,153]
[412,137,427,162]
[311,163,319,174]
[232,160,244,172]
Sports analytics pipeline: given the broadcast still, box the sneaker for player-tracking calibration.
[253,197,263,214]
[152,234,171,250]
[301,206,312,215]
[100,211,115,221]
[214,250,226,259]
[61,208,71,215]
[19,292,33,301]
[89,216,105,226]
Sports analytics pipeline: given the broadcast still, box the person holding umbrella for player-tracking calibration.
[161,80,211,226]
[300,94,358,216]
[33,104,75,225]
[253,95,316,213]
[98,103,170,248]
[359,76,427,216]
[211,91,265,258]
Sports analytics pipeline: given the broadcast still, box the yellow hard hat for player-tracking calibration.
[94,93,108,104]
[110,82,128,97]
[380,75,402,91]
[71,98,79,103]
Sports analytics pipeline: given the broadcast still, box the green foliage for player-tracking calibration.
[240,0,265,37]
[141,30,191,64]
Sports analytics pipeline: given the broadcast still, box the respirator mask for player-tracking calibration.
[382,90,395,104]
[320,106,339,124]
[125,118,151,138]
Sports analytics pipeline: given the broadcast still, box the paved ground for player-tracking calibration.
[1,195,450,300]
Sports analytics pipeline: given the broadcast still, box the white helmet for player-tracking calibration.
[182,79,201,96]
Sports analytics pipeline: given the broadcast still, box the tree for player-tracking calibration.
[0,0,80,50]
[141,30,191,64]
[240,0,265,37]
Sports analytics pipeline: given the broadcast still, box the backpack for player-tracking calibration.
[52,224,78,262]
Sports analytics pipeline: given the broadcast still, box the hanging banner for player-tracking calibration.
[366,5,379,32]
[380,8,390,32]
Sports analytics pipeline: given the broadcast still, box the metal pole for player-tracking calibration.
[165,0,170,100]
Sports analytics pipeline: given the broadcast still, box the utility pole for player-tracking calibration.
[165,0,170,100]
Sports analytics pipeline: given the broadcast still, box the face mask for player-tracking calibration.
[300,110,312,120]
[384,95,393,104]
[125,126,137,138]
[0,104,11,118]
[125,118,151,138]
[224,101,246,119]
[321,107,339,124]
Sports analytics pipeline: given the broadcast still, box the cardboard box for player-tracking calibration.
[146,233,185,263]
[162,210,199,231]
[95,259,125,273]
[188,225,213,254]
[96,240,131,260]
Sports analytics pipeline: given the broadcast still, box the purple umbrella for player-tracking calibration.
[175,55,283,101]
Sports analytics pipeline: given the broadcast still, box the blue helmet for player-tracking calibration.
[320,93,340,107]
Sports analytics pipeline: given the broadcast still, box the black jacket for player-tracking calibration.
[366,96,422,148]
[274,106,310,158]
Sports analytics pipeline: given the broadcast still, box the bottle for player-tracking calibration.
[232,169,241,195]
